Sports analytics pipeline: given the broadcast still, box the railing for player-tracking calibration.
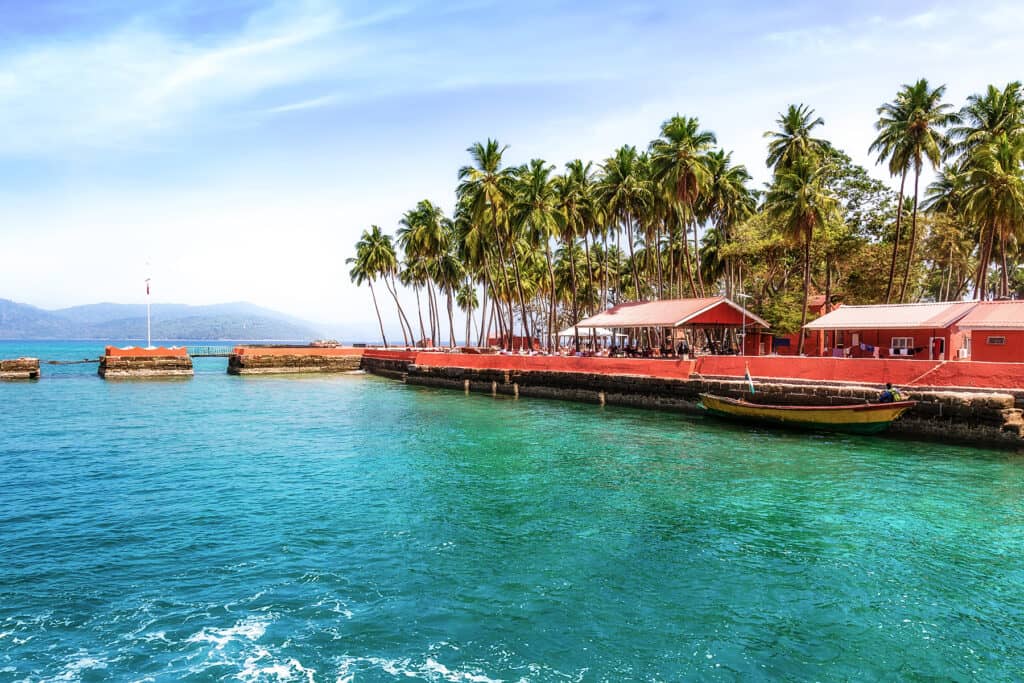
[187,346,236,357]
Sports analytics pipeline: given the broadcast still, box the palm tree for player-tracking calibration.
[555,160,595,349]
[894,80,957,302]
[598,145,652,300]
[513,159,565,352]
[964,133,1024,299]
[346,225,400,347]
[702,149,754,296]
[456,282,478,348]
[870,91,914,303]
[650,115,717,296]
[764,104,827,171]
[950,81,1024,156]
[457,140,524,349]
[765,157,838,355]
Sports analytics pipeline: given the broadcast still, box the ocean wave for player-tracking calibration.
[335,655,502,683]
[186,615,269,651]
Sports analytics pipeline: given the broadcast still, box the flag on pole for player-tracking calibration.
[744,363,755,394]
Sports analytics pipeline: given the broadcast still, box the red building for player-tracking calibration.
[958,301,1024,362]
[802,301,976,360]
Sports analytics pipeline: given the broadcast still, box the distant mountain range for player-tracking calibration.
[0,299,325,341]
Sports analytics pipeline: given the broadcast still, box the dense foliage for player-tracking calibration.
[349,80,1024,350]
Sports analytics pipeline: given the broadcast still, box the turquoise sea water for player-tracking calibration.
[2,340,1024,681]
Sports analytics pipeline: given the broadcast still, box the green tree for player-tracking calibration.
[765,157,839,354]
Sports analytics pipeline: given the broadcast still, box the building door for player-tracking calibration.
[930,337,945,361]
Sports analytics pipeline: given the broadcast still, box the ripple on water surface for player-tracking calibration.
[1,341,1024,680]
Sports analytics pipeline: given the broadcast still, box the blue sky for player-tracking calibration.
[0,0,1021,338]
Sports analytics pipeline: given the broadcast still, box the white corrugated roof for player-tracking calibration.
[804,301,978,330]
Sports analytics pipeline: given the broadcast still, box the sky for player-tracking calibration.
[0,0,1021,340]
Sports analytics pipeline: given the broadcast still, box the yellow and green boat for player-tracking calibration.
[698,393,916,435]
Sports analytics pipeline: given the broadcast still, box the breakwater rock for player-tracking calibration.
[98,346,193,379]
[0,357,40,380]
[365,358,1024,449]
[227,346,364,375]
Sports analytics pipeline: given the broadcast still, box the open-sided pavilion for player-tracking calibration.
[573,296,770,354]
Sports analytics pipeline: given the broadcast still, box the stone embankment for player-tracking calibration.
[227,346,364,375]
[360,351,1024,449]
[99,347,193,379]
[0,357,40,380]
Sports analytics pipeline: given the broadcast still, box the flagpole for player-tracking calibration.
[146,277,152,348]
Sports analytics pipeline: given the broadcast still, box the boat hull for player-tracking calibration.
[698,394,916,435]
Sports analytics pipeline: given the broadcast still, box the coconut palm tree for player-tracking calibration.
[964,133,1024,299]
[456,282,478,348]
[870,91,914,303]
[513,159,565,352]
[649,115,717,296]
[765,157,839,354]
[764,104,827,171]
[702,149,754,296]
[457,139,524,349]
[555,160,595,349]
[950,81,1024,156]
[346,225,402,347]
[891,80,957,302]
[598,145,652,300]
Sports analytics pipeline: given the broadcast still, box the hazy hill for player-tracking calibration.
[0,298,323,340]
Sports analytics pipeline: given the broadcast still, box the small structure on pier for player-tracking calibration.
[227,346,364,375]
[98,346,193,378]
[1,357,40,380]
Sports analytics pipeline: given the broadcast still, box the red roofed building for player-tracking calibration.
[958,300,1024,362]
[803,301,976,360]
[574,297,770,354]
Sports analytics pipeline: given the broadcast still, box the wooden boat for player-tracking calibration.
[698,393,916,434]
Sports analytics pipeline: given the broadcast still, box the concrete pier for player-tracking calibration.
[227,346,364,375]
[0,357,40,380]
[98,346,193,379]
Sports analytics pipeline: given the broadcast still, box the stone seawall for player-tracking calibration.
[394,364,1024,449]
[0,358,40,380]
[227,349,363,375]
[99,355,194,378]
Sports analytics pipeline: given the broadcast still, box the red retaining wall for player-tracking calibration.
[232,346,365,357]
[363,349,418,362]
[105,346,188,358]
[412,352,697,379]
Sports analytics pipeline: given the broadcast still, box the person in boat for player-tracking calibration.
[878,382,905,403]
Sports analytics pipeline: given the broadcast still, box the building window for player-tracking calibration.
[891,337,914,349]
[987,336,1007,345]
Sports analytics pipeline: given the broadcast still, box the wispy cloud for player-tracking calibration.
[0,0,358,155]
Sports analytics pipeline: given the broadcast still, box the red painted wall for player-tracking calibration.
[232,346,365,357]
[413,352,697,379]
[971,331,1024,363]
[105,346,188,358]
[365,348,1024,389]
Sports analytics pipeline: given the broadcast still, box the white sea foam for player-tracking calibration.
[334,655,502,683]
[186,616,268,651]
[237,647,316,683]
[53,654,108,681]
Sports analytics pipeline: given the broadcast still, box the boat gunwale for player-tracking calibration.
[698,393,916,413]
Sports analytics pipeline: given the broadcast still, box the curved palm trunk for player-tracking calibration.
[414,287,427,346]
[885,169,908,304]
[655,219,665,299]
[692,218,705,297]
[797,235,811,356]
[384,274,412,346]
[624,213,642,299]
[898,169,922,303]
[582,232,595,314]
[1000,222,1010,299]
[490,222,518,349]
[680,217,697,297]
[368,280,388,348]
[507,238,533,349]
[446,289,456,348]
[545,242,557,352]
[567,238,581,351]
